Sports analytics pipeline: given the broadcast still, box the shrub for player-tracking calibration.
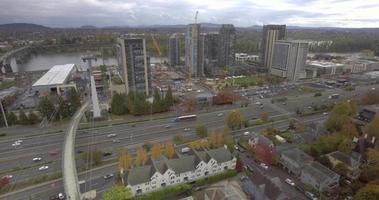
[134,184,191,200]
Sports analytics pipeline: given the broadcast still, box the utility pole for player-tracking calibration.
[0,99,8,128]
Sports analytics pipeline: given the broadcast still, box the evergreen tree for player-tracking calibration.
[165,86,174,106]
[6,112,18,126]
[28,112,40,124]
[111,93,128,115]
[18,110,29,125]
[152,88,163,113]
[38,96,55,119]
[67,88,81,115]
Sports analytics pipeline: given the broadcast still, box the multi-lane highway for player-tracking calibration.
[0,83,377,200]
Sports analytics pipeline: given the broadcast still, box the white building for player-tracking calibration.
[123,147,236,196]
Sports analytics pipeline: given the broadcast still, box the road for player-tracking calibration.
[0,83,376,199]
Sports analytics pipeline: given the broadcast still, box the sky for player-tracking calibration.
[0,0,378,28]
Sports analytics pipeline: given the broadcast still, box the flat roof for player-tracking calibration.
[32,64,76,87]
[306,61,344,68]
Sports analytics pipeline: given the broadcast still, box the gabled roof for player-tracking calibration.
[206,147,233,163]
[303,162,339,182]
[126,165,154,185]
[328,151,361,167]
[166,156,196,174]
[281,147,313,165]
[250,172,288,200]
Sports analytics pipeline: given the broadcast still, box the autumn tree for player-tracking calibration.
[200,139,209,149]
[260,112,269,122]
[333,163,348,177]
[135,146,148,166]
[355,184,379,200]
[190,140,201,150]
[151,144,162,160]
[365,115,379,138]
[361,149,379,183]
[164,142,175,159]
[361,90,379,105]
[195,124,208,138]
[183,94,196,112]
[119,149,133,171]
[225,110,245,130]
[255,143,274,165]
[210,132,218,148]
[338,138,353,154]
[325,101,356,132]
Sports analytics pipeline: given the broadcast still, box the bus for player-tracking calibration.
[174,114,197,122]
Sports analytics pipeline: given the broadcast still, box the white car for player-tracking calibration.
[323,112,328,115]
[234,145,239,150]
[58,193,65,200]
[285,178,295,186]
[32,157,42,162]
[112,139,120,143]
[255,102,262,105]
[184,128,191,132]
[217,113,224,117]
[243,131,250,136]
[260,163,269,170]
[38,166,49,171]
[107,133,117,138]
[16,139,23,143]
[12,142,20,147]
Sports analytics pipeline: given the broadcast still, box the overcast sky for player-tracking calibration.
[0,0,378,28]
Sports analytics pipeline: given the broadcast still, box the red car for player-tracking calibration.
[49,150,58,156]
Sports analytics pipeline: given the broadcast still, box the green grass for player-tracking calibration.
[133,184,191,200]
[0,81,15,90]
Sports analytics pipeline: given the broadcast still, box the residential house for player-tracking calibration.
[326,151,361,180]
[358,104,379,123]
[247,172,289,200]
[248,132,274,149]
[279,147,314,177]
[123,147,236,196]
[300,162,340,192]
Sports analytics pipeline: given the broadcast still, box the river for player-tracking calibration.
[10,52,167,72]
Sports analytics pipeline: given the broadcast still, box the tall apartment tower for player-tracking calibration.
[204,32,219,76]
[168,34,180,66]
[185,24,204,77]
[218,24,236,68]
[270,40,309,81]
[117,37,151,96]
[261,25,286,70]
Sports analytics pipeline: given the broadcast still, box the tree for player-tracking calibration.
[325,101,356,132]
[111,92,128,115]
[361,90,379,105]
[28,112,40,124]
[118,149,133,171]
[0,176,10,190]
[38,96,55,119]
[81,150,102,167]
[255,143,274,165]
[183,95,195,112]
[102,186,132,200]
[361,149,379,183]
[225,110,244,130]
[333,163,348,177]
[210,132,221,148]
[195,124,208,138]
[190,140,201,150]
[365,115,379,138]
[151,144,162,160]
[338,138,353,154]
[355,184,379,200]
[67,88,81,115]
[18,110,29,125]
[165,86,174,107]
[57,96,70,119]
[260,112,269,122]
[6,112,17,125]
[135,146,148,166]
[152,88,164,113]
[318,155,333,168]
[164,142,175,159]
[173,135,185,145]
[200,139,209,149]
[340,121,359,137]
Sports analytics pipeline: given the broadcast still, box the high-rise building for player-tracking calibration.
[185,24,204,77]
[168,34,180,66]
[117,37,151,96]
[204,32,219,76]
[218,24,236,67]
[270,40,309,81]
[261,25,286,70]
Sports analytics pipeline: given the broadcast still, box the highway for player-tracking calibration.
[0,83,376,199]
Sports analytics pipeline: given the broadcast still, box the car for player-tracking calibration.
[103,152,112,157]
[16,139,23,143]
[165,124,171,129]
[285,178,295,186]
[131,124,136,127]
[234,145,239,150]
[243,131,250,136]
[12,142,20,147]
[184,128,191,132]
[32,157,42,162]
[58,193,65,200]
[38,165,49,171]
[217,113,224,117]
[3,175,13,179]
[76,150,84,154]
[259,105,264,109]
[49,150,58,155]
[240,176,249,181]
[260,163,269,170]
[282,102,286,105]
[254,102,262,105]
[323,112,328,115]
[305,191,318,200]
[246,165,254,172]
[112,139,120,143]
[107,133,117,138]
[103,173,114,179]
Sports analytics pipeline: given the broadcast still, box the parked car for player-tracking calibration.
[58,193,65,200]
[112,139,120,143]
[103,174,114,180]
[285,178,295,186]
[164,124,171,129]
[184,128,191,132]
[217,113,224,117]
[240,176,249,181]
[76,150,84,154]
[243,131,250,136]
[260,163,269,170]
[305,191,318,200]
[38,165,49,171]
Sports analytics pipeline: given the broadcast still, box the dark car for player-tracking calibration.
[76,150,84,154]
[103,152,112,157]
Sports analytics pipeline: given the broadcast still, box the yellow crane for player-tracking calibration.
[151,34,162,57]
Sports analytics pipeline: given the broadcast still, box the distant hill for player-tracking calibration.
[0,23,51,32]
[80,25,98,29]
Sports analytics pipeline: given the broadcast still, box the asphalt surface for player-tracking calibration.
[0,83,377,200]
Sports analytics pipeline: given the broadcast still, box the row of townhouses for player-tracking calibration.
[122,146,236,196]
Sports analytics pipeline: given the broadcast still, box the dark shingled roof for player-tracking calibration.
[166,155,196,174]
[281,147,313,165]
[126,165,154,185]
[206,147,233,163]
[303,162,339,182]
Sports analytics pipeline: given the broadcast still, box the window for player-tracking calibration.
[136,189,142,194]
[171,176,175,180]
[205,171,209,176]
[224,166,228,170]
[161,183,166,187]
[184,177,188,181]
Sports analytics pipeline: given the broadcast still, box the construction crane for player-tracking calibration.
[151,34,162,57]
